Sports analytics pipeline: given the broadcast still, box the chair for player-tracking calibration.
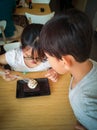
[4,41,21,52]
[0,20,21,45]
[32,0,50,4]
[25,12,55,24]
[0,20,7,45]
[0,21,22,54]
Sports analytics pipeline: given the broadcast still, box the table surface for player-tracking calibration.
[0,69,76,130]
[15,3,51,15]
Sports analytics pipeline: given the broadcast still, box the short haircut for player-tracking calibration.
[40,9,93,62]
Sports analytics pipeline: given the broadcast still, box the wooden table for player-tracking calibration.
[15,3,51,15]
[0,69,76,130]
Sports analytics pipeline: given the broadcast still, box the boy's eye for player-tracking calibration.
[41,57,47,62]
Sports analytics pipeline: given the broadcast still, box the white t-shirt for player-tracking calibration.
[69,59,97,130]
[5,48,51,72]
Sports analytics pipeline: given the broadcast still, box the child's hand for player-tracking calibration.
[75,125,87,130]
[2,69,17,81]
[45,68,59,82]
[75,121,87,130]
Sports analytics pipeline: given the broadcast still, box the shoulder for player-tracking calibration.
[5,48,22,59]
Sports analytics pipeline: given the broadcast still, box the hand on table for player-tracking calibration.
[75,121,87,130]
[2,69,17,81]
[45,68,59,82]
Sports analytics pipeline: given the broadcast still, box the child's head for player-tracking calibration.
[40,9,93,63]
[21,23,45,63]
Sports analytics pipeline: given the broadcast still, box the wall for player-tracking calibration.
[85,0,97,30]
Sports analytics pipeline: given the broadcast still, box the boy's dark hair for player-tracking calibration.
[40,9,93,62]
[21,23,44,59]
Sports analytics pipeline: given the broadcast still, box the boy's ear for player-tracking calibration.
[62,55,73,68]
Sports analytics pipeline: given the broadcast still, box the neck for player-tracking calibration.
[71,59,93,88]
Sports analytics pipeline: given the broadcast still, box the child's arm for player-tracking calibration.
[0,54,8,65]
[0,69,22,81]
[45,68,59,82]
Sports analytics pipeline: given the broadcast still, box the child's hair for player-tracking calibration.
[21,23,45,60]
[40,9,93,62]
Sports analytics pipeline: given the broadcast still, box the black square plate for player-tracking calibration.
[16,78,51,98]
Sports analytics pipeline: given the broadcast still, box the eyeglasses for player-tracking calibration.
[24,56,47,62]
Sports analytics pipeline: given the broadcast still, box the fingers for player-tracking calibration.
[4,69,11,74]
[75,125,87,130]
[2,70,17,81]
[2,74,17,81]
[45,74,58,82]
[45,68,59,82]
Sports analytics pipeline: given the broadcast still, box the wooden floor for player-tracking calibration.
[0,70,76,130]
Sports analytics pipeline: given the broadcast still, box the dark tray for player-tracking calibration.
[16,78,51,98]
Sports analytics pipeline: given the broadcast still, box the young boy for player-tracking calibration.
[0,24,58,82]
[39,9,97,130]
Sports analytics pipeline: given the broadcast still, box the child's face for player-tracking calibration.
[45,53,69,74]
[23,47,42,68]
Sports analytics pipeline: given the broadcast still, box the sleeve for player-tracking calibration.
[5,49,17,67]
